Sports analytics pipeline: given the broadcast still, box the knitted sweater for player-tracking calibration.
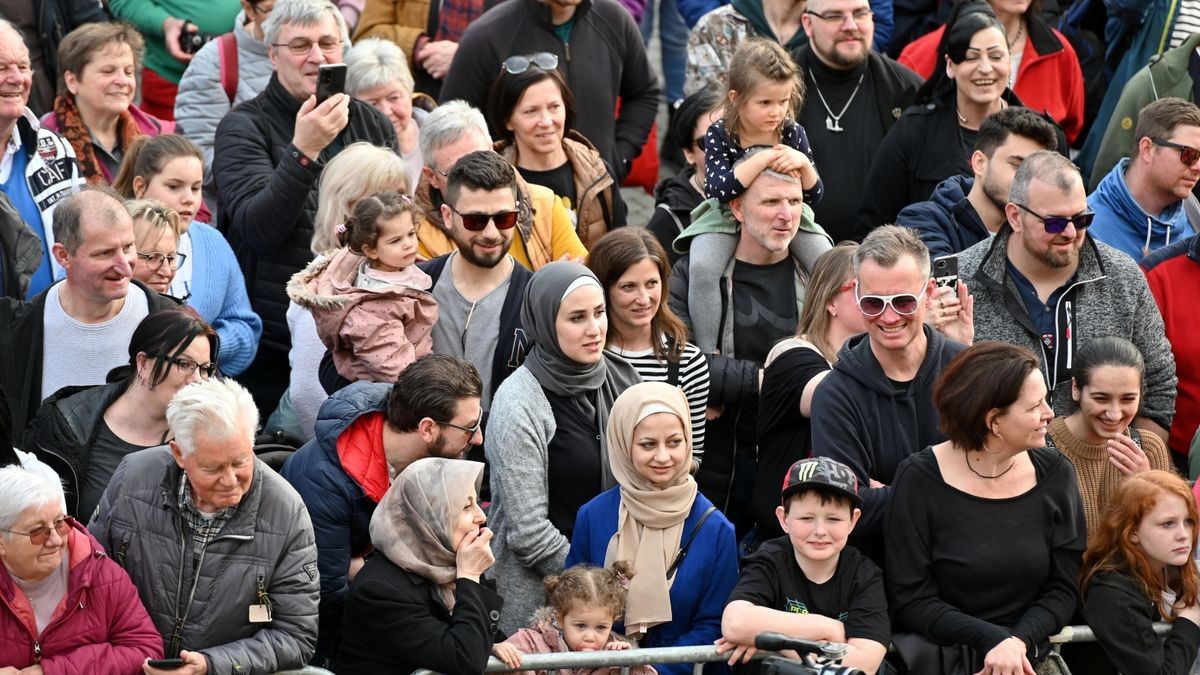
[1047,417,1171,536]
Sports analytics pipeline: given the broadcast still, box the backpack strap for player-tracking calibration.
[218,33,239,105]
[666,505,718,580]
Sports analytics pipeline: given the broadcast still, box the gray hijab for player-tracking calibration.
[520,260,642,488]
[369,457,485,610]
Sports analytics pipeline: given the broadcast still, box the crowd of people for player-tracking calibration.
[3,0,1200,673]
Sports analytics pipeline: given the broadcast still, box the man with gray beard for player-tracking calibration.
[899,106,1058,258]
[790,0,920,240]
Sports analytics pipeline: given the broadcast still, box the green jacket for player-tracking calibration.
[1089,32,1200,192]
[673,196,827,251]
[107,0,241,83]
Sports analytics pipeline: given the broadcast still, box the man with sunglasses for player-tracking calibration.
[1088,98,1200,261]
[281,353,484,665]
[810,225,967,563]
[0,188,180,435]
[213,0,396,419]
[961,150,1177,446]
[439,0,659,183]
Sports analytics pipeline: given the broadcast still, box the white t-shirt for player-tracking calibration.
[40,284,150,402]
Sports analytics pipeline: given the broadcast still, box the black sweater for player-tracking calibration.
[886,447,1086,666]
[1082,570,1200,675]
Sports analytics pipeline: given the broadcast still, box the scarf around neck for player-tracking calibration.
[52,92,142,185]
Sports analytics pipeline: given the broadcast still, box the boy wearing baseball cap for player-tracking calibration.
[718,457,890,673]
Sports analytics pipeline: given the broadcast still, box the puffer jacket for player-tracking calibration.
[213,74,398,352]
[960,226,1177,429]
[1088,158,1193,260]
[496,131,622,249]
[174,10,274,171]
[0,190,42,300]
[23,381,127,519]
[280,381,391,663]
[897,174,991,258]
[287,248,437,383]
[0,520,162,674]
[89,447,320,673]
[414,172,587,269]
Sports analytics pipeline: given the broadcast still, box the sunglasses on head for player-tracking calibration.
[1152,137,1200,166]
[501,52,559,75]
[448,204,520,231]
[1013,203,1095,234]
[855,285,927,317]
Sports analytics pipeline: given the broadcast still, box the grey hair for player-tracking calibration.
[419,100,492,169]
[854,224,931,278]
[735,147,802,185]
[0,466,64,535]
[264,0,350,50]
[345,37,414,96]
[311,142,410,254]
[1007,150,1081,208]
[166,379,258,457]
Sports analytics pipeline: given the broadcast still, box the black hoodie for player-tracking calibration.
[811,325,966,553]
[646,167,704,265]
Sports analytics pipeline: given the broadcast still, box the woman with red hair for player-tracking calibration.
[1081,470,1200,674]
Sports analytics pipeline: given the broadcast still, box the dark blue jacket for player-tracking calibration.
[280,380,391,664]
[897,175,990,259]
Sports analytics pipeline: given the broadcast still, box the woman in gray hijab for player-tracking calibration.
[336,458,502,674]
[486,260,642,635]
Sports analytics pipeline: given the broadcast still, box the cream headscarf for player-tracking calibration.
[603,382,698,638]
[369,457,485,611]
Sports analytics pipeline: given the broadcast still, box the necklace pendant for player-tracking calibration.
[826,116,844,133]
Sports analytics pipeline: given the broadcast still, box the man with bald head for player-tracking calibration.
[0,187,178,433]
[960,150,1177,445]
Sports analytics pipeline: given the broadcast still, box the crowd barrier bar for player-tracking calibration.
[410,623,1175,675]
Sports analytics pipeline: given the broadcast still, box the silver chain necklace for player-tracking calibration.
[809,67,865,133]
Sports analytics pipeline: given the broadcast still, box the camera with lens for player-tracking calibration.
[178,21,217,55]
[754,632,865,675]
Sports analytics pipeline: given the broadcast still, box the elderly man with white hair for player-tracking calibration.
[89,378,319,675]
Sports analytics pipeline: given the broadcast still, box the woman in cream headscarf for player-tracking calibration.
[486,260,642,635]
[336,458,502,674]
[566,382,739,675]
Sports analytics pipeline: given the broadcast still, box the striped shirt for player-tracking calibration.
[607,341,710,462]
[1170,0,1200,50]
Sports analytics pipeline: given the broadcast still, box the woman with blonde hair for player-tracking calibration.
[1081,470,1200,674]
[751,242,866,544]
[126,199,183,294]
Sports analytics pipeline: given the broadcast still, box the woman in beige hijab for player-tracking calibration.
[336,458,503,674]
[565,382,740,675]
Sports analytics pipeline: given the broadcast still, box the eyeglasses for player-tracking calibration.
[1,517,72,545]
[855,285,927,317]
[150,354,217,379]
[137,251,187,270]
[501,52,559,75]
[448,204,520,231]
[805,8,873,24]
[693,136,707,151]
[1013,203,1095,234]
[1151,137,1200,166]
[436,408,484,436]
[272,36,340,55]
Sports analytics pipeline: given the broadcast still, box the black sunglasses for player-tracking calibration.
[448,204,520,231]
[1152,137,1200,166]
[1013,203,1095,234]
[501,52,559,75]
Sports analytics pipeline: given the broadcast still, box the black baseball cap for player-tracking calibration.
[781,457,862,507]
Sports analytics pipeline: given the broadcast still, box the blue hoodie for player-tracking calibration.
[897,174,991,259]
[1088,158,1192,260]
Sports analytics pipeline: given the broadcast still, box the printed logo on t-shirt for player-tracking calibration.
[783,598,848,622]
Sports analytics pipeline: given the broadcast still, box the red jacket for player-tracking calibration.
[897,16,1085,144]
[1142,236,1200,456]
[0,520,162,674]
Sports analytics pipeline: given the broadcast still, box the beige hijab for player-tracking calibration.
[604,382,698,638]
[369,457,485,611]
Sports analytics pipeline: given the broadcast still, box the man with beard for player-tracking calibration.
[413,101,585,269]
[960,150,1177,443]
[899,106,1058,258]
[791,0,921,240]
[281,353,484,665]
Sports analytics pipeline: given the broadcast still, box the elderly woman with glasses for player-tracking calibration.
[0,465,162,671]
[24,307,220,520]
[485,53,626,249]
[345,37,428,195]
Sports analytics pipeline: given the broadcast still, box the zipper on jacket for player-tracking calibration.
[117,537,129,567]
[33,640,40,663]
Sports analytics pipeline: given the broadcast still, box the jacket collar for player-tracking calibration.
[1025,12,1064,59]
[1094,157,1185,226]
[264,73,305,117]
[974,224,1107,291]
[157,453,267,539]
[14,108,41,159]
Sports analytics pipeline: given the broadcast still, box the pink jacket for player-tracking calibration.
[287,247,437,383]
[0,520,163,674]
[505,610,657,675]
[40,103,174,184]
